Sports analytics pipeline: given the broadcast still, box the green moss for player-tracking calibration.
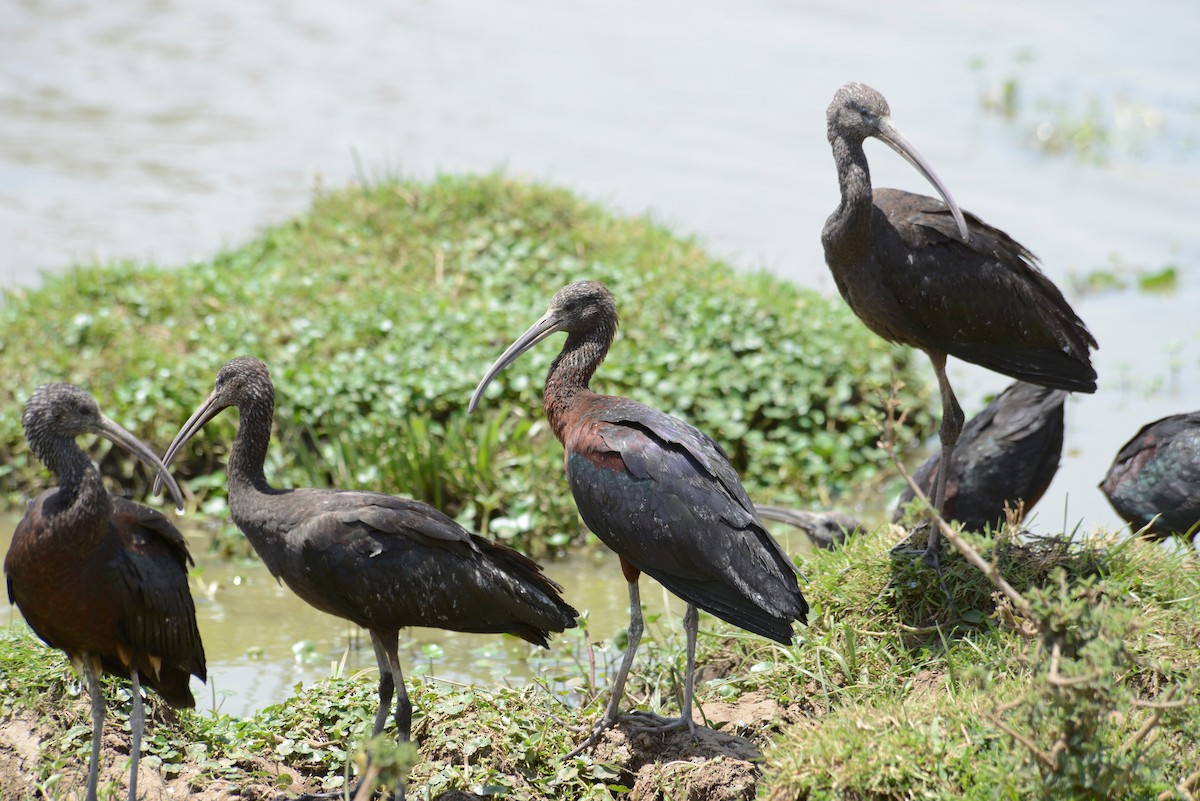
[0,173,934,556]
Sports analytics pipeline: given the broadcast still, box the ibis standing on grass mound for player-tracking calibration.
[154,356,578,800]
[821,82,1098,567]
[5,384,206,801]
[469,280,809,756]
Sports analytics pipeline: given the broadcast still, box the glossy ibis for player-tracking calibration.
[893,381,1066,532]
[1100,411,1200,542]
[755,505,864,549]
[822,82,1097,566]
[469,280,808,755]
[4,383,205,801]
[155,357,577,799]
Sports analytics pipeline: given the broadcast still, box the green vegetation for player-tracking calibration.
[3,526,1197,799]
[1069,257,1180,298]
[970,53,1186,163]
[0,173,934,557]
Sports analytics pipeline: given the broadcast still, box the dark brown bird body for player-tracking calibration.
[8,494,203,708]
[470,280,806,756]
[158,357,576,799]
[4,383,203,801]
[822,82,1097,565]
[227,485,575,647]
[826,188,1097,392]
[1100,411,1200,541]
[893,381,1066,531]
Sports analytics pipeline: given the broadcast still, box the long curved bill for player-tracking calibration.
[468,312,563,413]
[754,505,820,529]
[152,390,225,497]
[875,117,970,243]
[94,414,186,512]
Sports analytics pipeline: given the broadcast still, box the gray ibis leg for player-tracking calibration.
[565,577,645,759]
[129,667,143,801]
[370,634,396,738]
[373,632,412,744]
[296,634,408,801]
[625,602,700,739]
[925,351,964,571]
[679,602,699,737]
[372,630,409,801]
[83,656,104,801]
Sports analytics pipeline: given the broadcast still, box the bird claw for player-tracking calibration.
[622,710,695,737]
[564,716,616,759]
[566,709,699,759]
[619,714,686,733]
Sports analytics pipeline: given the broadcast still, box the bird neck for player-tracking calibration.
[824,135,875,260]
[34,437,111,529]
[544,325,612,443]
[227,398,275,496]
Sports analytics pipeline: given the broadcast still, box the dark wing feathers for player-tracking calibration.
[597,398,757,521]
[279,491,576,644]
[334,496,477,547]
[567,397,807,642]
[109,498,206,706]
[1101,412,1200,539]
[895,382,1064,530]
[872,189,1097,392]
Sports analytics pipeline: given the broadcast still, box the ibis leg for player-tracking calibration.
[129,667,143,801]
[680,602,699,738]
[83,657,104,801]
[370,634,396,738]
[926,352,964,570]
[626,602,699,737]
[370,630,409,801]
[374,632,412,743]
[566,578,644,758]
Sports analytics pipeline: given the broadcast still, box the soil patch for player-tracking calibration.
[0,707,323,801]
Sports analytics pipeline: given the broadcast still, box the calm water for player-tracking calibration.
[2,0,1199,712]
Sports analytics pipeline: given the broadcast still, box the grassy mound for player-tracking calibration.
[2,528,1196,799]
[0,173,933,556]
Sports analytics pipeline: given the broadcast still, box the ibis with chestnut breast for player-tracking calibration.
[469,280,808,756]
[5,384,205,801]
